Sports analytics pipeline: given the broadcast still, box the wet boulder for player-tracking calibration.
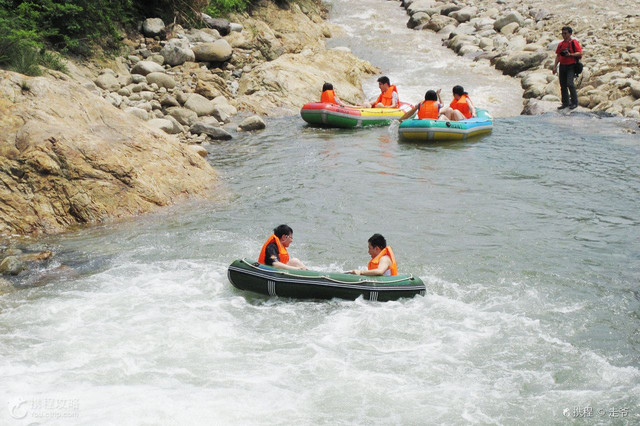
[426,15,458,32]
[237,116,266,132]
[142,18,166,38]
[408,12,431,29]
[189,122,232,140]
[494,51,549,76]
[0,256,25,275]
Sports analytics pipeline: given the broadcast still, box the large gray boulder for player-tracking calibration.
[199,14,231,36]
[124,107,149,121]
[494,51,548,76]
[184,94,215,116]
[95,73,120,91]
[166,107,198,126]
[521,98,559,115]
[408,12,431,29]
[142,18,166,38]
[408,0,437,14]
[192,40,233,62]
[146,72,176,89]
[147,118,182,134]
[184,29,220,43]
[237,116,266,132]
[160,94,180,107]
[131,60,165,76]
[440,3,462,16]
[427,15,458,32]
[494,11,524,31]
[160,39,195,66]
[0,70,216,237]
[190,122,232,140]
[450,6,477,23]
[0,256,25,275]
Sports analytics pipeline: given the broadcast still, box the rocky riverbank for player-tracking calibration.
[72,0,376,144]
[0,0,377,288]
[398,0,640,118]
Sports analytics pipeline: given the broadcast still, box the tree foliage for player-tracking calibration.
[0,0,266,75]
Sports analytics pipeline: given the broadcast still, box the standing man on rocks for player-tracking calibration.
[553,26,583,110]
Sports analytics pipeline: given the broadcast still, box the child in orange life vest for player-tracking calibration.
[320,82,348,107]
[258,224,308,271]
[399,89,445,122]
[348,233,398,277]
[439,85,477,121]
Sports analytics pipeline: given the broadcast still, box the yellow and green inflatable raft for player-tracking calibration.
[300,102,414,128]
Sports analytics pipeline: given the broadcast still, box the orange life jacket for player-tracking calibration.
[368,246,398,276]
[258,234,289,265]
[321,89,338,105]
[417,100,440,119]
[374,85,398,107]
[450,94,472,119]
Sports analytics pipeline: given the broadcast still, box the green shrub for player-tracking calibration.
[0,0,283,74]
[0,0,132,55]
[205,0,252,17]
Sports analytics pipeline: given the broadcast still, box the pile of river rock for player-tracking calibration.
[399,0,640,118]
[92,16,266,144]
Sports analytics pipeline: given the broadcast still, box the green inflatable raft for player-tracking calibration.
[228,258,426,302]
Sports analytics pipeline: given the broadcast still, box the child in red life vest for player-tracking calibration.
[439,85,476,121]
[320,82,348,107]
[399,89,445,122]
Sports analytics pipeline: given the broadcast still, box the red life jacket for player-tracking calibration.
[258,234,289,265]
[368,246,398,276]
[321,90,337,105]
[450,94,472,119]
[374,85,398,107]
[417,100,440,119]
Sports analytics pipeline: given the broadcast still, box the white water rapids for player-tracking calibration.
[1,0,639,424]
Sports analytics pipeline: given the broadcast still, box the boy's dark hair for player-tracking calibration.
[424,90,438,101]
[273,224,293,238]
[368,233,387,249]
[322,82,333,92]
[377,76,390,85]
[452,85,467,96]
[561,26,573,34]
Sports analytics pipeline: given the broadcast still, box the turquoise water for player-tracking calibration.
[1,0,640,423]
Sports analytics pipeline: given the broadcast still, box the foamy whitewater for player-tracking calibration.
[1,0,639,424]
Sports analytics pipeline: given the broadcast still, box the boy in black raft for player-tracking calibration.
[258,224,308,270]
[349,233,398,276]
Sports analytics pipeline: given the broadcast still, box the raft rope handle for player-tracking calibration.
[240,258,414,285]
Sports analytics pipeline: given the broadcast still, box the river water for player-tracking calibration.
[1,0,640,424]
